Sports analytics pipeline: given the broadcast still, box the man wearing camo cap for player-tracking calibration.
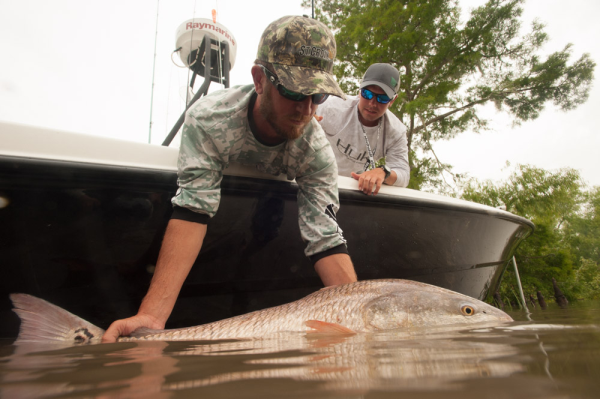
[103,15,357,342]
[316,63,410,195]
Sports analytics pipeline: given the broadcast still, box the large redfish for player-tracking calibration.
[10,279,513,345]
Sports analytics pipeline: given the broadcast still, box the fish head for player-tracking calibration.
[362,286,513,331]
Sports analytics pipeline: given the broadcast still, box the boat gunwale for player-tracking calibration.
[0,153,535,233]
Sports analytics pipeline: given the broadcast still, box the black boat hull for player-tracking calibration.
[0,153,532,338]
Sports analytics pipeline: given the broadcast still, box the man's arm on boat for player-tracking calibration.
[102,219,206,343]
[314,253,357,286]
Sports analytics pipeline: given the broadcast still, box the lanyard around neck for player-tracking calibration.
[359,115,382,171]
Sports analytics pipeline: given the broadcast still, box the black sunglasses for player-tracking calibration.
[261,66,329,105]
[361,88,392,104]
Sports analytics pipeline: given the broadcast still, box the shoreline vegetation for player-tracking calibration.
[462,164,600,307]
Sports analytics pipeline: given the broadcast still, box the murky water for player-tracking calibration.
[1,301,599,399]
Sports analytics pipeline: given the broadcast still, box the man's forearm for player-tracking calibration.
[138,219,207,325]
[314,253,357,286]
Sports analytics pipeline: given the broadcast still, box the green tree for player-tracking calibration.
[462,164,584,225]
[562,187,600,300]
[303,0,595,190]
[462,165,600,303]
[566,187,600,265]
[568,259,600,300]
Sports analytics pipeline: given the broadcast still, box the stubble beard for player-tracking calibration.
[260,88,308,141]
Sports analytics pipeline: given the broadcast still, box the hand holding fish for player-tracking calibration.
[103,313,164,343]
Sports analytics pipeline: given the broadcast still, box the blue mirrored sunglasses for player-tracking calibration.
[261,66,329,105]
[361,88,392,104]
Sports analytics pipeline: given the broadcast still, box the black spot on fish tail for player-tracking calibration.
[74,328,95,344]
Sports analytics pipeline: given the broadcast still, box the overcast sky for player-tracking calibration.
[1,0,598,187]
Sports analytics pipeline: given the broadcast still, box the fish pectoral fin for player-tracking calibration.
[305,320,356,335]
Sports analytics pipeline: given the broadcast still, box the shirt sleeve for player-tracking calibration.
[384,119,411,188]
[293,132,347,257]
[170,85,252,216]
[171,112,225,218]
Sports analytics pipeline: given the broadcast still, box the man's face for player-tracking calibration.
[357,85,396,127]
[259,80,317,141]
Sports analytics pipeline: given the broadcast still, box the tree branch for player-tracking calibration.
[412,98,485,135]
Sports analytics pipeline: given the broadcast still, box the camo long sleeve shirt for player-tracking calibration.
[172,84,346,257]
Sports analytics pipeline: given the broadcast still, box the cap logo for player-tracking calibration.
[391,77,398,88]
[298,45,331,60]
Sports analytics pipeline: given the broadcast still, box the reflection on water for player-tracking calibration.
[1,301,599,399]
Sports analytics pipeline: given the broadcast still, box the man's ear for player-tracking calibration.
[251,65,266,95]
[387,95,398,107]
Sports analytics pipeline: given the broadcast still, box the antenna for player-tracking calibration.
[148,0,160,144]
[162,18,236,146]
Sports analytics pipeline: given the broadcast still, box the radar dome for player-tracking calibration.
[175,18,237,72]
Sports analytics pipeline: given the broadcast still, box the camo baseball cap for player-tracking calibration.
[360,63,400,98]
[257,15,345,99]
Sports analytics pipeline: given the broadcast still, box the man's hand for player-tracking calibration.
[102,313,164,343]
[351,168,387,195]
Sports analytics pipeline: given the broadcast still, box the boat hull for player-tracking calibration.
[0,154,532,338]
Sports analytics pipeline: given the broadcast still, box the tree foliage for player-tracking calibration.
[565,187,600,265]
[302,0,595,190]
[462,165,600,304]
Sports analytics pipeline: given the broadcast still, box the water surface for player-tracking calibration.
[1,301,599,398]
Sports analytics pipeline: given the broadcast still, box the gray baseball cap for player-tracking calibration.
[360,63,400,98]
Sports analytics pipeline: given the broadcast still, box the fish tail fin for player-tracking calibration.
[10,293,105,345]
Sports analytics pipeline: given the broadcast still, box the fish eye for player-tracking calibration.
[461,305,475,316]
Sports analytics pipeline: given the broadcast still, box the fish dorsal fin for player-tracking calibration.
[305,320,355,335]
